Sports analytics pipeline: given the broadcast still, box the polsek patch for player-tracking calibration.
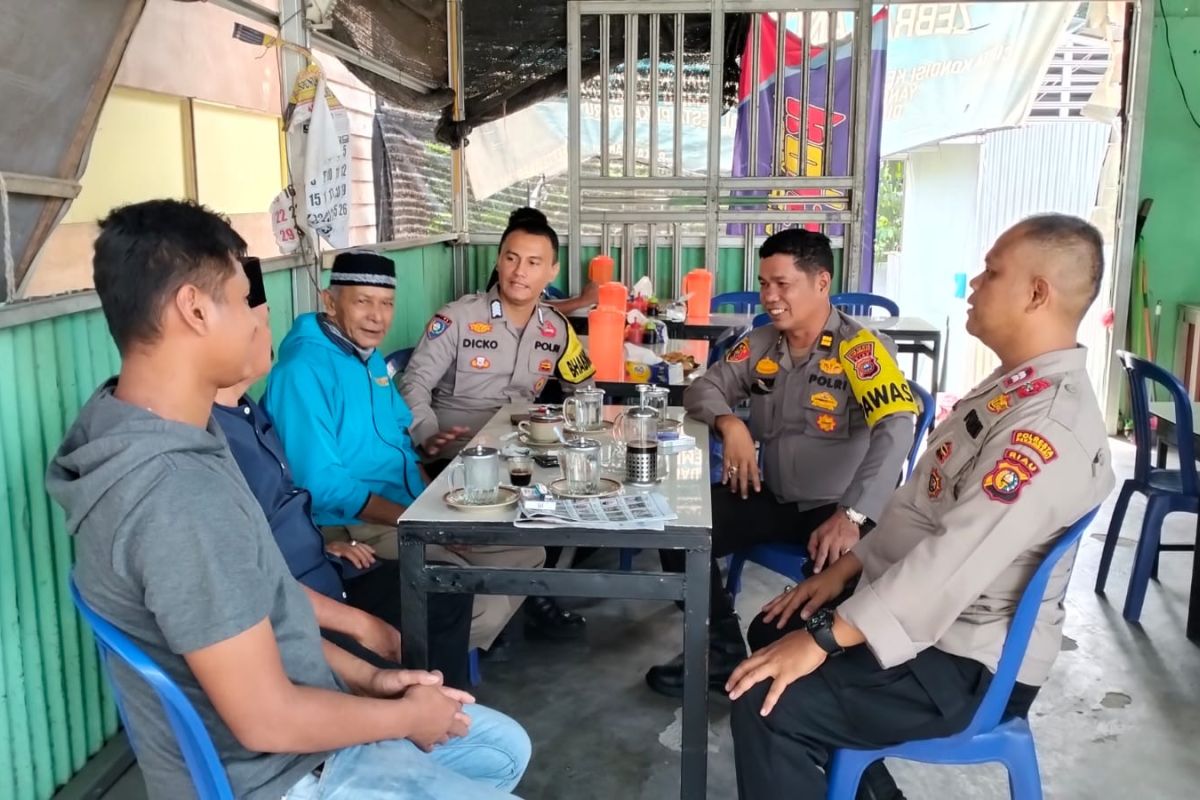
[426,314,452,340]
[726,339,751,363]
[1011,430,1057,463]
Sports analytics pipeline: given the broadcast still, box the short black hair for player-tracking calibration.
[758,228,834,277]
[488,207,560,290]
[1017,213,1105,307]
[93,199,246,354]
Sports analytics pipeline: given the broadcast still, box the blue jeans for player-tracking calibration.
[284,704,531,799]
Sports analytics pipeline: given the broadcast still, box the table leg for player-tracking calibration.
[1188,512,1200,641]
[399,536,429,670]
[930,332,943,400]
[680,546,711,799]
[1156,439,1168,469]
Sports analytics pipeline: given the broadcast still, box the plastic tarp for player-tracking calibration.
[0,0,146,301]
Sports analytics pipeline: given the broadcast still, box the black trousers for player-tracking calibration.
[663,490,841,620]
[342,559,473,689]
[731,612,1040,800]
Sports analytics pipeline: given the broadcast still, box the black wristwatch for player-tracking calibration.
[805,608,844,656]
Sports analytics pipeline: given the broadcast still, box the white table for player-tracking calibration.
[397,405,713,798]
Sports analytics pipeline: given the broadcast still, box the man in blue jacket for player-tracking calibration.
[264,251,573,652]
[214,257,472,687]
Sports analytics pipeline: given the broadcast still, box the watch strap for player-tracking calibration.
[809,615,844,656]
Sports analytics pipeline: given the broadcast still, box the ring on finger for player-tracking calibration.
[350,540,359,547]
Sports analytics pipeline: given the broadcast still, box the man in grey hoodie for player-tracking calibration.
[47,199,530,800]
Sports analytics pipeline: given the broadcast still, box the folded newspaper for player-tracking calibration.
[515,490,678,530]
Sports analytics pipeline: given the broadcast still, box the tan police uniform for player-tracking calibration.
[396,286,596,650]
[840,345,1115,684]
[685,307,917,521]
[730,346,1115,797]
[401,286,596,455]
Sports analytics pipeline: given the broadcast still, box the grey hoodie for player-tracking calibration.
[47,382,337,800]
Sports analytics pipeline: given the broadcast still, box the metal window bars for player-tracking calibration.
[566,0,873,298]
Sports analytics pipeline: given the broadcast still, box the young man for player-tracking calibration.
[47,200,529,799]
[646,228,916,697]
[212,256,474,687]
[727,215,1115,800]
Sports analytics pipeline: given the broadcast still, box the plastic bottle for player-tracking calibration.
[598,281,628,312]
[588,254,615,285]
[683,269,713,322]
[588,307,626,381]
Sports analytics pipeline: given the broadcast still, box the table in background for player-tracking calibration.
[852,315,944,399]
[579,335,709,405]
[396,405,713,798]
[568,309,755,345]
[1148,400,1200,640]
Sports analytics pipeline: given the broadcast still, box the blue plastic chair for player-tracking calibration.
[826,507,1100,800]
[725,380,934,597]
[830,292,899,317]
[385,347,415,377]
[543,285,566,300]
[71,575,235,800]
[1094,350,1199,622]
[752,311,771,329]
[468,648,482,686]
[711,291,761,314]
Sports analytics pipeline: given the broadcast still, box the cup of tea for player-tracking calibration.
[449,445,501,504]
[508,452,534,487]
[564,386,605,431]
[518,409,564,443]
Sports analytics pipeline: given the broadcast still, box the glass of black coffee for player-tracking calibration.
[508,453,534,487]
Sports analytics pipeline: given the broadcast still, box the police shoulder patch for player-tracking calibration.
[556,322,595,384]
[726,339,751,364]
[1011,429,1057,463]
[837,329,917,427]
[426,313,452,340]
[982,456,1035,503]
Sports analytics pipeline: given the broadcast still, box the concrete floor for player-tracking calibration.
[98,438,1200,799]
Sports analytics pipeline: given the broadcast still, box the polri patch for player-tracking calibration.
[426,314,452,340]
[726,339,751,363]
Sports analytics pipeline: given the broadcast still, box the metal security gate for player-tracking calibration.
[566,0,874,297]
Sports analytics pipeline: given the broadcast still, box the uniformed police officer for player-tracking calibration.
[727,214,1115,800]
[401,207,596,646]
[646,228,918,697]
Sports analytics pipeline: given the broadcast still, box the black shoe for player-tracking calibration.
[524,596,587,641]
[645,616,748,698]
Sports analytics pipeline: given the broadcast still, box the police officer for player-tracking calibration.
[401,207,595,645]
[727,214,1115,800]
[646,228,917,697]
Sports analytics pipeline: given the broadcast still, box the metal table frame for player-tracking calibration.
[1147,401,1200,640]
[396,424,714,797]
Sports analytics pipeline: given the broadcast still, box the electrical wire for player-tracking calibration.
[1159,0,1200,129]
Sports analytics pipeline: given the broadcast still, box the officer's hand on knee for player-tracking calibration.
[725,631,826,716]
[761,572,846,629]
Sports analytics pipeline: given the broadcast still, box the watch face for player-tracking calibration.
[806,608,833,630]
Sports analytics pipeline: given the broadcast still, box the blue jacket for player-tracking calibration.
[212,396,367,600]
[263,313,425,526]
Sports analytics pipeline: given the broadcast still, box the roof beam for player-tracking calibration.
[1,172,81,200]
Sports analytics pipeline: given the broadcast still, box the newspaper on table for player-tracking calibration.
[515,491,678,530]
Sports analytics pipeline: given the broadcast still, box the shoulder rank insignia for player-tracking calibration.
[726,339,751,363]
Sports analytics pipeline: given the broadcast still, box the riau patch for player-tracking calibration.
[538,359,554,373]
[375,376,390,387]
[935,441,953,464]
[490,299,503,319]
[755,357,780,376]
[468,321,493,334]
[726,339,751,364]
[986,392,1013,414]
[965,410,983,439]
[818,333,834,350]
[815,413,838,433]
[540,320,559,338]
[811,391,838,411]
[1016,378,1052,399]
[426,314,452,340]
[1003,448,1041,477]
[1011,430,1058,463]
[1003,366,1035,388]
[927,468,943,499]
[982,458,1034,503]
[470,356,491,370]
[843,340,881,381]
[819,358,843,375]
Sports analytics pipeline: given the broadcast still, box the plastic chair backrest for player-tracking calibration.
[385,347,415,377]
[543,284,566,300]
[71,576,235,800]
[831,292,899,317]
[711,291,761,314]
[1118,350,1198,491]
[959,507,1098,736]
[907,380,935,479]
[752,312,771,329]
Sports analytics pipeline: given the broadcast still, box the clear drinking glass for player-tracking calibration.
[450,445,500,504]
[635,384,670,421]
[560,438,602,495]
[564,387,606,431]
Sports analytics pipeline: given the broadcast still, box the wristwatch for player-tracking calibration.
[805,608,845,656]
[842,506,867,527]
